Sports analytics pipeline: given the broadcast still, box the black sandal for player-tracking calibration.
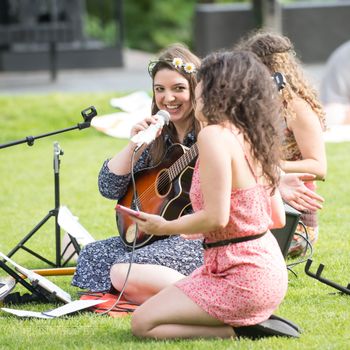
[234,314,301,340]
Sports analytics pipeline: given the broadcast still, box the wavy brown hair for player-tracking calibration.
[197,50,282,189]
[148,43,201,164]
[235,30,326,130]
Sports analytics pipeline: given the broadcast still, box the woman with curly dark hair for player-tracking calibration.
[129,50,291,340]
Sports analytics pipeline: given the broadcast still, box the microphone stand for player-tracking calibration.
[0,106,97,269]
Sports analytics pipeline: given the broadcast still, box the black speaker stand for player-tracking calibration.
[305,259,350,295]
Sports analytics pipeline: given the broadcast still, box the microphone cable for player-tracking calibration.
[98,146,142,316]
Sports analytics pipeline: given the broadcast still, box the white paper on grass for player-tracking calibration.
[90,109,150,139]
[1,299,107,319]
[0,252,71,304]
[57,206,95,246]
[1,308,52,319]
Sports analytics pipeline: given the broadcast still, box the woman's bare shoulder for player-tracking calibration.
[197,124,241,155]
[290,95,313,113]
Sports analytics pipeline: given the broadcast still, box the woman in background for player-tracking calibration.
[236,31,327,256]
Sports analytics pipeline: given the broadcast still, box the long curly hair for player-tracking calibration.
[197,50,283,189]
[235,30,326,130]
[148,43,201,164]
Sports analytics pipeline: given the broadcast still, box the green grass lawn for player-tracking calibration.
[0,94,350,349]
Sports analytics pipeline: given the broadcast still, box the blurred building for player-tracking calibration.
[0,0,123,80]
[194,1,350,63]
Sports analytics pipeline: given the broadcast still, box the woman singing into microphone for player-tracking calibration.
[72,43,204,299]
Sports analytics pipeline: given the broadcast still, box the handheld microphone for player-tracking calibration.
[131,110,170,149]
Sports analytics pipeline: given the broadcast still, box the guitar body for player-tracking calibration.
[116,143,197,248]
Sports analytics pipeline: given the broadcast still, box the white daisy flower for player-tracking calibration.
[172,57,183,68]
[183,62,196,74]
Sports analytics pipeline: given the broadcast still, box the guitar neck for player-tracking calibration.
[168,143,198,181]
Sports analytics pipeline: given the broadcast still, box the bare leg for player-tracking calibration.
[110,263,185,304]
[131,284,235,340]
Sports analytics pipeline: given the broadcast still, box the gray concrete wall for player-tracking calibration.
[194,3,254,58]
[0,45,123,71]
[194,1,350,63]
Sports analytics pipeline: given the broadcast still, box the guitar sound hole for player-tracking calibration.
[156,169,171,196]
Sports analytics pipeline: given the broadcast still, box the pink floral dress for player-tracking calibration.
[175,160,288,327]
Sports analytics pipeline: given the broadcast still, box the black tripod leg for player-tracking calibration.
[6,211,56,266]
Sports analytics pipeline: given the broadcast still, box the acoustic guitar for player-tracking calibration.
[116,143,198,248]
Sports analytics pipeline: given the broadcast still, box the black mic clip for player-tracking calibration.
[78,106,97,129]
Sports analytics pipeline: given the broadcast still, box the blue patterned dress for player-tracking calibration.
[71,132,203,292]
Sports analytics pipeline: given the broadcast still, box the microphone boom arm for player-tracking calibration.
[0,106,97,149]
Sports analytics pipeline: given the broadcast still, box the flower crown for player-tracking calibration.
[148,57,196,76]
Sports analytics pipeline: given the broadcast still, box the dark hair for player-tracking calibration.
[197,50,282,188]
[236,30,294,58]
[148,43,201,164]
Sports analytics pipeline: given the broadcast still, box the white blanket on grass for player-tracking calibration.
[91,91,152,139]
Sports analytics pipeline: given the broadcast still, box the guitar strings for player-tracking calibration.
[133,145,198,205]
[133,145,197,203]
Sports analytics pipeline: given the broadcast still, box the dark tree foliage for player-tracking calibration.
[84,0,262,52]
[86,0,196,52]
